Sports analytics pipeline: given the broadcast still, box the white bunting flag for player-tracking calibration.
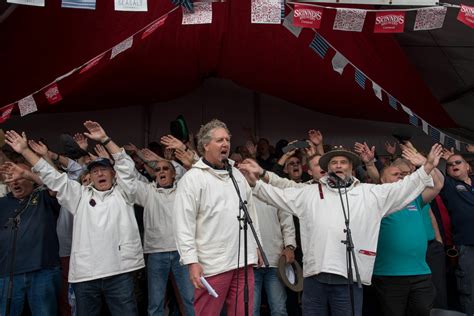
[55,67,79,82]
[114,0,147,12]
[7,0,44,6]
[111,36,133,59]
[414,7,447,30]
[18,95,37,117]
[332,52,349,75]
[421,120,429,134]
[283,11,302,37]
[182,3,212,25]
[372,82,383,101]
[400,104,413,116]
[251,0,281,24]
[455,140,461,151]
[333,8,367,32]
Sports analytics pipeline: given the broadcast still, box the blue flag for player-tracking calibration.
[62,0,96,9]
[388,95,398,110]
[309,34,330,59]
[354,69,366,89]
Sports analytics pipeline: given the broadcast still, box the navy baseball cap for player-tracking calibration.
[87,157,113,171]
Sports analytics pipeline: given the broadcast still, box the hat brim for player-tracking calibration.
[277,256,304,292]
[87,159,113,171]
[319,150,361,172]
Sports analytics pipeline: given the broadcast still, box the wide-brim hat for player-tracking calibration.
[276,256,304,292]
[170,115,189,143]
[319,146,361,172]
[60,134,89,160]
[87,157,114,171]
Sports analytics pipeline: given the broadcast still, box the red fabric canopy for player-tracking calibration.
[0,0,456,127]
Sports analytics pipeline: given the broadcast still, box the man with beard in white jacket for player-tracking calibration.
[134,159,194,316]
[5,121,144,316]
[173,119,262,316]
[238,144,443,316]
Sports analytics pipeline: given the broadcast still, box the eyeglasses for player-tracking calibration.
[447,160,463,167]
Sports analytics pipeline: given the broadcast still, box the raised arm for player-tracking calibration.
[0,161,43,186]
[354,142,380,183]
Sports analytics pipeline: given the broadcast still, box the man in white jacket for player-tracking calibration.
[134,159,194,316]
[173,119,261,316]
[5,121,145,316]
[238,144,443,316]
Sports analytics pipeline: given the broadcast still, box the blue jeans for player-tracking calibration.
[302,275,363,316]
[253,267,287,316]
[72,271,137,316]
[0,266,61,316]
[147,251,194,316]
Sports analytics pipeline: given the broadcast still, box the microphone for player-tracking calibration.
[222,159,232,175]
[328,171,346,185]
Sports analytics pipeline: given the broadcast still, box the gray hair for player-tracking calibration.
[196,119,231,155]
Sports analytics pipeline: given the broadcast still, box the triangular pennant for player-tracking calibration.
[333,8,367,32]
[44,84,63,105]
[115,0,147,12]
[414,7,447,31]
[111,36,134,59]
[457,4,474,29]
[283,11,302,37]
[372,82,383,100]
[18,95,38,117]
[0,104,15,123]
[62,0,96,10]
[332,52,349,75]
[141,15,168,40]
[354,69,366,89]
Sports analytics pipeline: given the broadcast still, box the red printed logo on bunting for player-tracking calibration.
[293,4,323,28]
[141,15,168,40]
[0,104,14,123]
[44,83,63,105]
[457,4,474,29]
[374,11,405,33]
[79,52,106,74]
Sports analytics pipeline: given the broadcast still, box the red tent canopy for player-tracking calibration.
[0,0,456,127]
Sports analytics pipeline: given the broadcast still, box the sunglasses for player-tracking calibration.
[447,160,463,167]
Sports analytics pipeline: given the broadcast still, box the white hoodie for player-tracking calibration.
[252,167,433,285]
[33,149,144,283]
[173,159,261,277]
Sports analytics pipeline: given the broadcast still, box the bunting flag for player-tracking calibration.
[457,4,474,29]
[354,69,366,89]
[414,7,447,30]
[251,0,281,24]
[445,135,456,149]
[80,53,106,74]
[374,11,405,33]
[421,119,429,134]
[44,84,63,105]
[455,140,461,151]
[429,125,441,142]
[110,36,133,59]
[333,8,367,32]
[7,0,44,6]
[283,11,302,37]
[18,95,37,117]
[332,52,349,75]
[372,82,383,100]
[115,0,148,12]
[409,114,419,126]
[439,132,446,144]
[141,15,168,40]
[62,0,96,10]
[388,95,398,110]
[401,104,413,116]
[293,4,323,29]
[182,2,213,25]
[309,33,330,58]
[0,104,15,124]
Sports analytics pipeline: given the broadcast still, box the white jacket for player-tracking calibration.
[254,196,296,267]
[33,150,145,283]
[173,159,260,277]
[253,167,433,285]
[134,180,178,253]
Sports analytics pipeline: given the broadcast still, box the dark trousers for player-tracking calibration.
[72,272,137,316]
[426,240,448,309]
[456,245,474,315]
[372,274,435,316]
[302,275,363,316]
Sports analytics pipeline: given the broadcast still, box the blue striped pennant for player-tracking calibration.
[309,34,330,59]
[354,69,366,89]
[62,0,96,9]
[429,125,441,142]
[445,136,455,149]
[409,114,419,127]
[388,95,398,110]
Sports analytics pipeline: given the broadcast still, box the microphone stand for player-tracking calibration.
[334,175,362,316]
[226,162,269,316]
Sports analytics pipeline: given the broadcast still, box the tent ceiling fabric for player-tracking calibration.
[0,0,457,128]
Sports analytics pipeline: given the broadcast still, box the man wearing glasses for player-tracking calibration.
[440,154,474,315]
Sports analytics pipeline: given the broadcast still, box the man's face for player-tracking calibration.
[396,163,411,180]
[381,166,403,184]
[8,164,34,199]
[447,155,470,180]
[203,128,230,167]
[90,166,115,191]
[328,156,353,179]
[307,155,326,181]
[81,173,91,186]
[155,161,175,187]
[284,157,302,181]
[257,139,270,155]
